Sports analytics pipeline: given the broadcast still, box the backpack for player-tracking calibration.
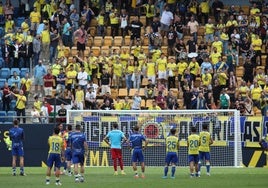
[220,94,228,107]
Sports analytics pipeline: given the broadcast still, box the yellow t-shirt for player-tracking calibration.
[51,64,61,76]
[30,11,41,23]
[165,135,179,153]
[110,13,119,24]
[199,131,212,152]
[97,15,104,25]
[120,53,130,68]
[188,61,200,75]
[212,41,223,54]
[218,72,228,86]
[220,32,229,41]
[114,102,123,110]
[20,78,32,92]
[144,4,155,18]
[66,70,77,84]
[33,2,41,12]
[205,23,214,34]
[0,5,3,15]
[21,22,29,33]
[15,94,27,109]
[156,58,167,71]
[113,63,123,76]
[48,135,63,154]
[199,1,209,13]
[210,52,221,65]
[167,62,177,76]
[202,73,212,86]
[146,62,156,76]
[177,62,188,75]
[126,65,135,74]
[5,20,14,32]
[252,38,262,51]
[251,87,262,100]
[34,100,42,112]
[75,90,84,102]
[188,134,200,155]
[41,30,50,43]
[226,20,238,27]
[239,86,249,97]
[148,105,162,110]
[122,101,131,110]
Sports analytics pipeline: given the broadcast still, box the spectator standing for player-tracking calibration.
[100,69,112,95]
[29,7,41,32]
[160,5,173,38]
[33,35,41,66]
[62,18,72,48]
[131,91,142,110]
[129,16,143,48]
[74,24,87,59]
[2,82,11,112]
[43,69,54,97]
[77,66,88,91]
[211,0,224,23]
[187,16,199,43]
[40,23,50,64]
[11,90,27,124]
[34,60,47,97]
[219,89,230,109]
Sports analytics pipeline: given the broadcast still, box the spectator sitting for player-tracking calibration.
[148,100,161,110]
[144,79,156,99]
[57,104,67,123]
[10,71,21,88]
[31,106,40,123]
[155,91,166,110]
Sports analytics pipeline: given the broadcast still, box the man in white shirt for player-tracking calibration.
[87,80,99,97]
[77,67,88,91]
[160,5,173,37]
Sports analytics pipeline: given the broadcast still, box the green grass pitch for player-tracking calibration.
[0,167,267,188]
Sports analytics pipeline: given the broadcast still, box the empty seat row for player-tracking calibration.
[0,68,29,79]
[0,110,17,123]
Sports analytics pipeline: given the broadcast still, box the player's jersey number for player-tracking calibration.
[201,136,207,144]
[189,140,199,148]
[52,142,60,152]
[167,141,176,150]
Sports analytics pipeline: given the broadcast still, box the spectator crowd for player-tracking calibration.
[0,0,268,123]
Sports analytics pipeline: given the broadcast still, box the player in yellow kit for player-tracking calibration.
[187,126,200,178]
[45,127,64,185]
[162,128,179,179]
[198,124,213,176]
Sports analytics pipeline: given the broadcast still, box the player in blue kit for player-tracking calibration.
[63,124,73,176]
[46,127,64,185]
[9,119,25,176]
[162,128,179,179]
[69,124,88,183]
[128,125,149,178]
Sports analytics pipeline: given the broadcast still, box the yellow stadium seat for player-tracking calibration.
[118,88,128,98]
[93,36,103,47]
[124,36,131,46]
[103,36,113,47]
[114,36,123,46]
[101,46,110,55]
[91,46,100,56]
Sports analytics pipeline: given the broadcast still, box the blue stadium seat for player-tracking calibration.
[10,68,20,76]
[0,68,10,79]
[5,111,16,123]
[15,17,25,27]
[0,111,6,123]
[10,99,17,111]
[0,78,6,89]
[20,68,29,78]
[0,57,4,67]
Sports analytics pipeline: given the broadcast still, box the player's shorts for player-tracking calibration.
[47,153,61,168]
[72,153,85,165]
[111,148,122,160]
[165,152,178,164]
[158,71,167,79]
[12,144,24,157]
[188,154,199,163]
[65,148,72,161]
[131,148,144,162]
[199,151,210,161]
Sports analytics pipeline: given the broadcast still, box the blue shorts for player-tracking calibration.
[165,152,178,165]
[199,151,210,161]
[65,148,72,161]
[47,153,61,168]
[72,153,84,165]
[188,154,199,163]
[131,148,144,162]
[12,145,24,157]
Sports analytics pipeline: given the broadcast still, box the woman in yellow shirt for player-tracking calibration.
[251,82,262,109]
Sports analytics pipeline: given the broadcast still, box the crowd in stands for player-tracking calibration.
[0,0,268,123]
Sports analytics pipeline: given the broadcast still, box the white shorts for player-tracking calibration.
[158,71,167,80]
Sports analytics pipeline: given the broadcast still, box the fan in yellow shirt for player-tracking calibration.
[201,69,212,87]
[75,86,85,110]
[114,97,123,110]
[251,82,262,101]
[148,100,162,110]
[211,36,223,54]
[188,57,200,81]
